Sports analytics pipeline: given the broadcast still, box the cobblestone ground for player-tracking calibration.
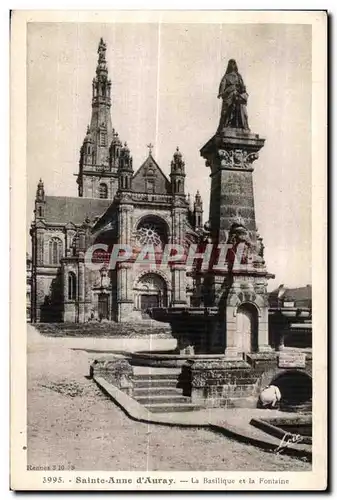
[27,325,310,472]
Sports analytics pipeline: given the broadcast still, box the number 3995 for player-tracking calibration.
[42,477,64,483]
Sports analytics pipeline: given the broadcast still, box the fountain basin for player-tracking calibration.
[147,306,225,356]
[130,350,228,368]
[148,306,219,322]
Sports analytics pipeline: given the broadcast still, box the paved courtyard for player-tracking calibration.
[27,325,310,472]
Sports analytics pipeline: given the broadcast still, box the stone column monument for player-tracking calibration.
[200,59,274,359]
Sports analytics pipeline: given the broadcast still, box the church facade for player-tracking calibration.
[30,38,203,323]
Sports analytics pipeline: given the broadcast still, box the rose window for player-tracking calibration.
[135,224,162,247]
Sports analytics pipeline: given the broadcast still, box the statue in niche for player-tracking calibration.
[100,267,110,288]
[217,59,250,132]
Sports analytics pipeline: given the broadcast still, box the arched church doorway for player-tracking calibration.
[272,371,312,412]
[236,303,258,353]
[134,273,168,316]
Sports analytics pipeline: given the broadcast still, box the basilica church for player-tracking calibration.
[30,38,203,323]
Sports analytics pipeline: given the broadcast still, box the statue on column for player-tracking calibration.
[217,59,250,132]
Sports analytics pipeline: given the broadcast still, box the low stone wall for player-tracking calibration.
[90,357,134,396]
[187,352,312,409]
[189,359,263,408]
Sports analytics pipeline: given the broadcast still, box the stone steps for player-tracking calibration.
[135,394,191,405]
[144,402,203,413]
[133,373,182,381]
[133,378,180,388]
[132,367,182,376]
[132,370,201,413]
[133,386,183,396]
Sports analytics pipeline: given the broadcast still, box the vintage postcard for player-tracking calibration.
[10,10,327,491]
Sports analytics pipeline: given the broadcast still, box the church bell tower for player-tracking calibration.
[77,38,119,200]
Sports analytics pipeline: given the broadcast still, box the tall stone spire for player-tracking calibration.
[90,38,113,165]
[77,39,120,199]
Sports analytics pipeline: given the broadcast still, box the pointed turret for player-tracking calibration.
[35,179,45,219]
[170,147,186,195]
[109,128,123,169]
[118,142,134,191]
[194,190,203,228]
[36,179,45,201]
[80,125,94,168]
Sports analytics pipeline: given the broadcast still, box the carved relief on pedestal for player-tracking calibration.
[218,149,259,170]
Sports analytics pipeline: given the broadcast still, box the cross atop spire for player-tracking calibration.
[147,143,154,156]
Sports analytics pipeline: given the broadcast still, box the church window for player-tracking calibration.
[100,132,107,146]
[99,183,108,199]
[38,206,42,217]
[49,238,63,265]
[68,272,77,301]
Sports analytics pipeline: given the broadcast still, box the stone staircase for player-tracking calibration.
[132,368,202,413]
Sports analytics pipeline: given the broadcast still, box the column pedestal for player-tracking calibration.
[171,264,187,306]
[200,128,275,356]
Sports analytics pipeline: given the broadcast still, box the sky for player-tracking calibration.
[26,21,312,289]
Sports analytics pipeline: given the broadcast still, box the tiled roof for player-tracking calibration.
[44,196,112,225]
[269,285,312,307]
[286,286,312,305]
